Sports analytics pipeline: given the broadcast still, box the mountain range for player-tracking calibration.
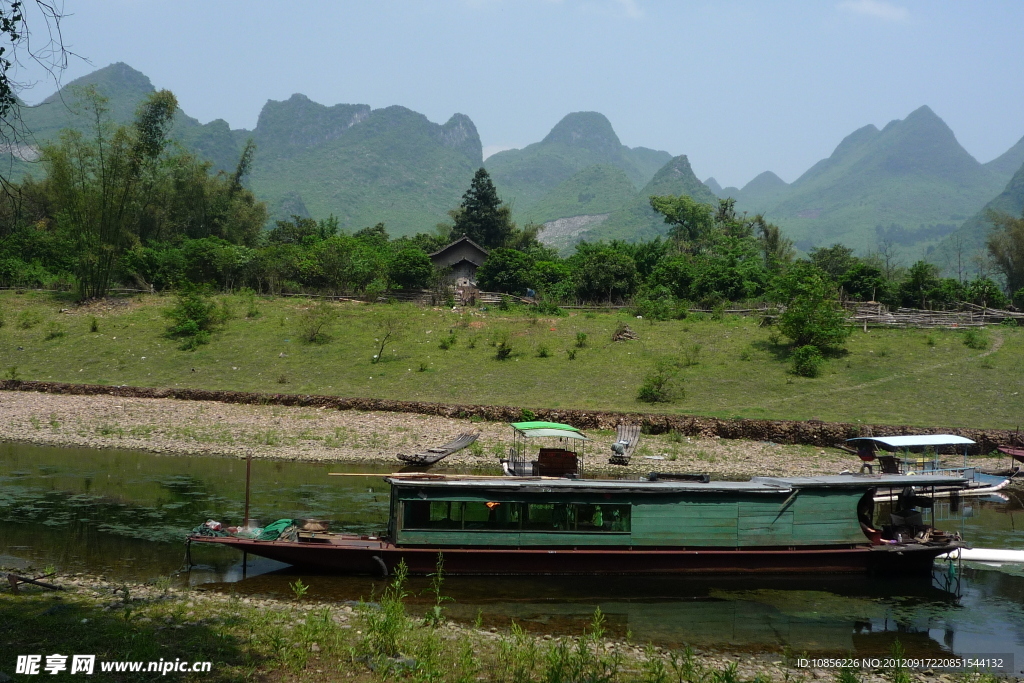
[7,62,1024,266]
[708,106,1024,261]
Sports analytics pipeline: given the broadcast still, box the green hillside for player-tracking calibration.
[745,106,1006,257]
[932,160,1024,266]
[4,63,485,236]
[580,154,719,243]
[522,164,637,224]
[15,63,243,174]
[485,112,671,215]
[985,134,1024,177]
[246,104,482,234]
[704,177,724,197]
[734,170,788,210]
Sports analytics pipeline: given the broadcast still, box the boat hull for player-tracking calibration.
[190,536,953,577]
[997,446,1024,464]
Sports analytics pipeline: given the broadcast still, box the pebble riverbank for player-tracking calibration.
[0,389,881,478]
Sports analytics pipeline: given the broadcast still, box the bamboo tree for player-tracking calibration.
[43,86,177,299]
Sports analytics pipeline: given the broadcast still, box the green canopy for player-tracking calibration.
[511,421,587,440]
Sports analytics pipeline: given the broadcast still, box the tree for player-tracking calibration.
[44,88,178,299]
[0,1,72,191]
[752,215,794,271]
[774,262,850,349]
[574,245,638,303]
[388,246,432,289]
[371,312,404,364]
[986,209,1024,296]
[899,261,941,309]
[476,247,536,294]
[451,168,515,249]
[807,244,857,281]
[649,194,714,251]
[267,215,337,246]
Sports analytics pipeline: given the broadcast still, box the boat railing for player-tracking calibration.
[507,445,533,476]
[899,460,976,481]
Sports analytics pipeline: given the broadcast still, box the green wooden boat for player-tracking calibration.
[191,472,968,576]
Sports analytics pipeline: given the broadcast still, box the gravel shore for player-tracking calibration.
[0,390,877,478]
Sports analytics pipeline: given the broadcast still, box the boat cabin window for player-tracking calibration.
[402,500,630,533]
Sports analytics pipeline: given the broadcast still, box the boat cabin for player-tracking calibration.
[388,473,967,549]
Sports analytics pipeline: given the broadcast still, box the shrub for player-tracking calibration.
[637,358,683,403]
[495,341,513,360]
[681,343,702,367]
[492,329,514,359]
[299,300,338,344]
[775,262,851,350]
[632,291,686,321]
[43,322,65,340]
[165,284,219,350]
[536,345,550,358]
[16,309,42,329]
[575,332,587,348]
[566,349,577,360]
[88,316,99,333]
[241,287,260,318]
[438,333,457,350]
[791,344,825,377]
[534,299,564,316]
[962,328,989,350]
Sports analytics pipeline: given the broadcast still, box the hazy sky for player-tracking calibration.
[19,0,1024,188]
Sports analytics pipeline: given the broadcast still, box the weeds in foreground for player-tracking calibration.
[289,578,309,600]
[422,554,453,628]
[963,328,989,350]
[360,561,410,660]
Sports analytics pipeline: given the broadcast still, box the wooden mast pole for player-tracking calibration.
[244,452,253,528]
[242,451,252,578]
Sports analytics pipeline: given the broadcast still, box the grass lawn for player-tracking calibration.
[1,290,1021,429]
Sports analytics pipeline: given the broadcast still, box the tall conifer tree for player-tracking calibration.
[452,168,515,249]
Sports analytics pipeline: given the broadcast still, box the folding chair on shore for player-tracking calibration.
[609,424,641,466]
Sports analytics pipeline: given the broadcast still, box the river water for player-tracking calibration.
[2,442,1023,667]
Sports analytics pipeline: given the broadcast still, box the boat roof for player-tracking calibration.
[511,421,588,440]
[846,435,975,450]
[386,473,968,493]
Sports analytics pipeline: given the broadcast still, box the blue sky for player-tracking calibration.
[19,0,1024,188]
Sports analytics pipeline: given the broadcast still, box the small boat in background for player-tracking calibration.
[845,435,1011,498]
[397,432,479,466]
[996,428,1024,464]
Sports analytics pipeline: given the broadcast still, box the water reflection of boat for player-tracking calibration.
[190,472,967,577]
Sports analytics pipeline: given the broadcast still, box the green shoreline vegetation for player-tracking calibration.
[0,290,1021,429]
[0,563,1002,683]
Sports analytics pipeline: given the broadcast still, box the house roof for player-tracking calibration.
[429,235,490,260]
